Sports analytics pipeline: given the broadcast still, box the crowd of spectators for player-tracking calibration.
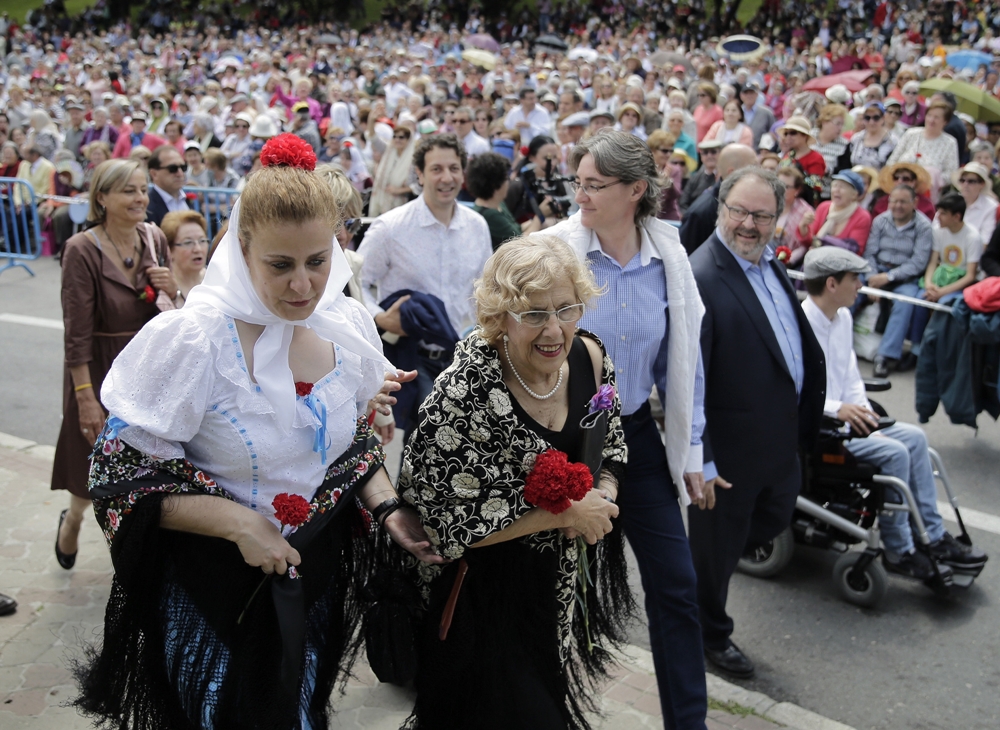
[2,0,1000,361]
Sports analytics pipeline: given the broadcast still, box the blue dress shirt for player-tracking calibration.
[580,229,715,478]
[718,227,804,396]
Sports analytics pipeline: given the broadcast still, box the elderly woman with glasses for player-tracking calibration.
[850,102,897,171]
[541,129,712,726]
[160,210,209,304]
[401,235,629,730]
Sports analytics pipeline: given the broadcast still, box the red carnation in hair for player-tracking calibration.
[260,133,317,171]
[520,146,530,157]
[524,449,593,515]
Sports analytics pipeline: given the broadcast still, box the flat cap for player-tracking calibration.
[803,247,871,279]
[561,111,590,127]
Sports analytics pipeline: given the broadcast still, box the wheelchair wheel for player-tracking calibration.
[737,527,795,578]
[833,552,888,608]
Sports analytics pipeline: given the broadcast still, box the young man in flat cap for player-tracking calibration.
[801,247,986,579]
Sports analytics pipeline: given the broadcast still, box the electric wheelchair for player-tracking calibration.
[737,379,987,608]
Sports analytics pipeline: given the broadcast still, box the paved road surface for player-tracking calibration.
[2,256,998,729]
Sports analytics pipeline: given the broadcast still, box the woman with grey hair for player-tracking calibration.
[401,235,629,729]
[27,109,63,160]
[539,129,712,727]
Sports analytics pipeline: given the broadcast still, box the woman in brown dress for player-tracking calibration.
[53,159,179,569]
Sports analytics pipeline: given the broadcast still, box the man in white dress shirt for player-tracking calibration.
[504,87,552,147]
[359,134,492,434]
[801,247,986,579]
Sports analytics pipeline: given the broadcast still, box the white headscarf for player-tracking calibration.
[185,197,389,433]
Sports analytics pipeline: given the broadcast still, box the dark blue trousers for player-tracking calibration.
[618,405,707,730]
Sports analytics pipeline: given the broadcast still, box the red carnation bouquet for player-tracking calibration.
[524,449,593,514]
[260,133,317,171]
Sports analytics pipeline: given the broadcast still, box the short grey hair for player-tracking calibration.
[718,166,786,220]
[569,129,661,223]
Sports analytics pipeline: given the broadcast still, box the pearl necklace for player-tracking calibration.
[503,337,563,400]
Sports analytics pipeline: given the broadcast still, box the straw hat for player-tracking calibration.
[670,148,698,174]
[616,102,643,121]
[778,116,816,144]
[878,162,931,195]
[950,161,992,189]
[851,165,881,195]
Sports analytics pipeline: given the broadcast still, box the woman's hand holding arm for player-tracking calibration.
[160,494,301,575]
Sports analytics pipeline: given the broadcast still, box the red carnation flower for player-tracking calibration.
[272,493,311,528]
[520,146,529,157]
[260,133,317,171]
[138,285,156,302]
[775,245,792,264]
[524,449,593,515]
[294,381,313,397]
[185,191,198,201]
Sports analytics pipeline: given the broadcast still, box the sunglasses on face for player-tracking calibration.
[157,163,188,173]
[863,115,882,121]
[959,177,984,184]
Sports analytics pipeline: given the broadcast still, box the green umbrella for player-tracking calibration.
[919,77,1000,123]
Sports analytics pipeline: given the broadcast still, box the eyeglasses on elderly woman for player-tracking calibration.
[507,303,585,327]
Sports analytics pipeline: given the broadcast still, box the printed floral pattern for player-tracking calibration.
[88,417,384,550]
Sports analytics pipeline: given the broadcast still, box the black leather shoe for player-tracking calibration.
[0,593,16,617]
[884,549,936,580]
[55,509,77,570]
[705,641,755,678]
[873,356,891,378]
[896,352,918,372]
[931,532,988,569]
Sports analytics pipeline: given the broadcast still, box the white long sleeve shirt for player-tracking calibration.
[802,297,870,417]
[504,104,552,146]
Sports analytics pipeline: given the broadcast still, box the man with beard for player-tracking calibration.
[688,167,826,679]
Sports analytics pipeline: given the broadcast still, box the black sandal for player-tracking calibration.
[0,593,16,617]
[55,509,77,570]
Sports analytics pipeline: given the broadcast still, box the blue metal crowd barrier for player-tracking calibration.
[182,186,240,241]
[0,178,44,278]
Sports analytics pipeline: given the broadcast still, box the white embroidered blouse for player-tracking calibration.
[101,295,385,527]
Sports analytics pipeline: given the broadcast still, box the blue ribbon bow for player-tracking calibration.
[104,416,129,440]
[303,393,330,465]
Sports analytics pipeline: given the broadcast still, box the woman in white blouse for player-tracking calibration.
[887,100,960,192]
[74,139,441,730]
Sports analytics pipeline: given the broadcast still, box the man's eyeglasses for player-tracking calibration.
[720,201,776,227]
[508,303,585,327]
[155,163,188,174]
[569,179,624,196]
[863,115,882,121]
[174,237,209,248]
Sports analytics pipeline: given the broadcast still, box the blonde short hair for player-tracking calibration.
[88,159,146,223]
[314,164,363,219]
[647,129,677,151]
[237,166,341,249]
[817,103,848,126]
[475,235,602,345]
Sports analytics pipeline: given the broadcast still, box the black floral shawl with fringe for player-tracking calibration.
[398,331,634,730]
[73,418,385,730]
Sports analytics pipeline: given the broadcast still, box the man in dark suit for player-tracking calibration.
[688,166,826,678]
[679,144,757,255]
[146,145,190,227]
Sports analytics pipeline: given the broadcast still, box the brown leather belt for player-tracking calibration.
[92,330,139,337]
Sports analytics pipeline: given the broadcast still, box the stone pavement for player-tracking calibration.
[0,434,854,730]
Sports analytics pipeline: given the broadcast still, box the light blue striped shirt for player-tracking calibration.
[718,227,804,396]
[579,228,713,477]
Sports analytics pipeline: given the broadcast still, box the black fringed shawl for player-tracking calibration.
[74,418,385,730]
[398,331,635,730]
